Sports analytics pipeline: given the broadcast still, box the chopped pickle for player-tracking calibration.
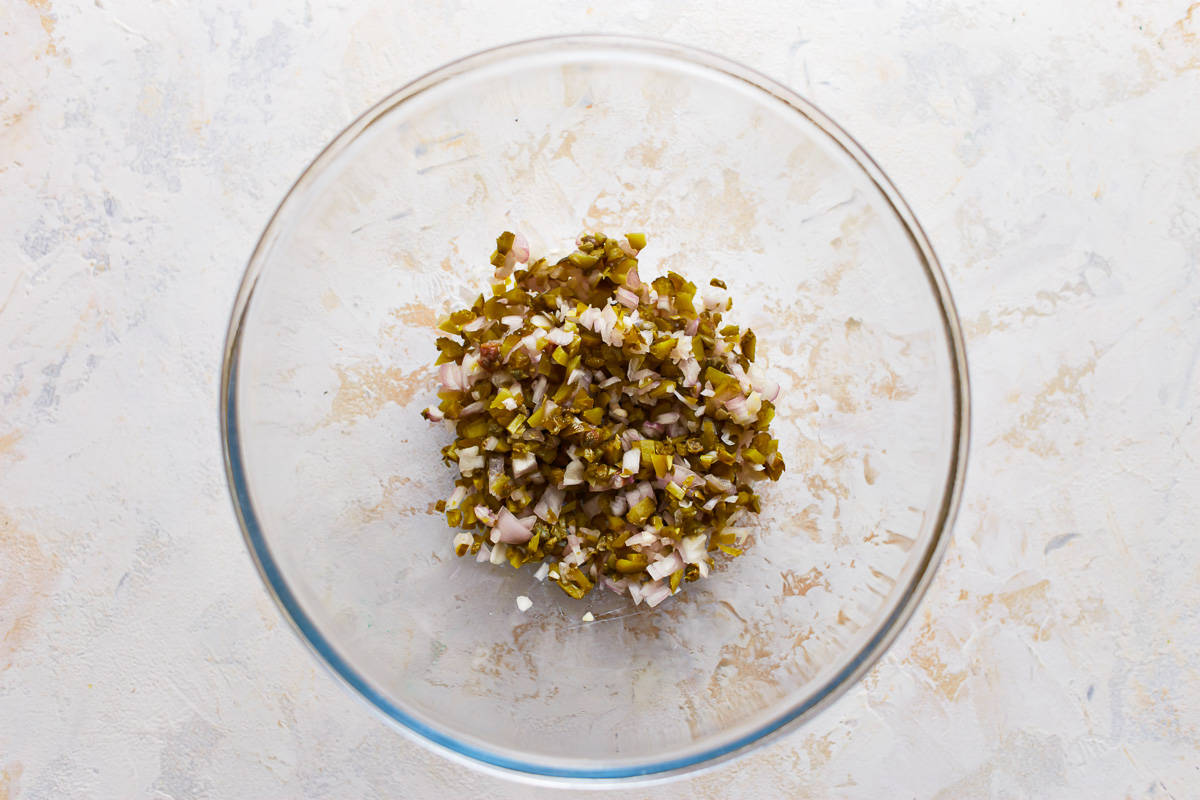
[420,232,786,605]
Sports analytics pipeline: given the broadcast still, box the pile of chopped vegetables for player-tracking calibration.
[422,232,785,607]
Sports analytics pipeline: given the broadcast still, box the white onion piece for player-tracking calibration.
[531,376,549,405]
[626,265,642,288]
[511,452,538,478]
[702,284,727,310]
[684,316,699,336]
[745,391,763,419]
[629,368,657,382]
[581,494,604,518]
[446,485,468,510]
[725,395,756,425]
[615,286,640,309]
[512,232,530,262]
[672,464,697,484]
[474,504,497,526]
[643,580,672,608]
[493,508,533,544]
[602,576,628,594]
[439,362,464,392]
[459,400,486,417]
[621,448,641,476]
[476,543,492,562]
[640,422,665,438]
[461,353,480,380]
[489,542,508,564]
[457,446,485,475]
[534,562,550,581]
[578,305,602,331]
[705,474,734,495]
[487,456,506,496]
[647,551,683,581]
[533,485,564,522]
[562,460,585,486]
[679,534,708,564]
[756,375,781,403]
[624,530,657,548]
[547,327,574,346]
[628,582,645,605]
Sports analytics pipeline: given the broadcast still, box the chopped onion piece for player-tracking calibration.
[624,530,657,548]
[533,485,565,522]
[679,534,707,564]
[647,551,683,581]
[457,446,484,475]
[562,460,586,486]
[512,232,530,262]
[511,452,538,478]
[547,327,574,346]
[439,362,464,392]
[493,508,533,544]
[642,580,673,607]
[615,286,640,308]
[474,504,497,526]
[446,485,468,510]
[628,581,645,605]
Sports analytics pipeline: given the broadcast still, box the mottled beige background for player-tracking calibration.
[2,0,1198,798]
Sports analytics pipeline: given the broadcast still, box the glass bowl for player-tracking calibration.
[221,35,969,783]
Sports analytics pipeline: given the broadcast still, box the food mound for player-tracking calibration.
[422,232,784,607]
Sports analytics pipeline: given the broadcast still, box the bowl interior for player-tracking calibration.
[227,39,963,778]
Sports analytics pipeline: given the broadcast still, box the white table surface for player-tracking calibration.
[3,1,1198,797]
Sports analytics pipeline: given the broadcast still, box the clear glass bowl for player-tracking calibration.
[221,36,969,783]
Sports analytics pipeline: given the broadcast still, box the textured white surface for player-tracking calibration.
[1,1,1198,798]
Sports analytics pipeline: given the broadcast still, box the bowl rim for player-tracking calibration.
[219,33,971,785]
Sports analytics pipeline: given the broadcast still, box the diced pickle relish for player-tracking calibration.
[421,232,785,607]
